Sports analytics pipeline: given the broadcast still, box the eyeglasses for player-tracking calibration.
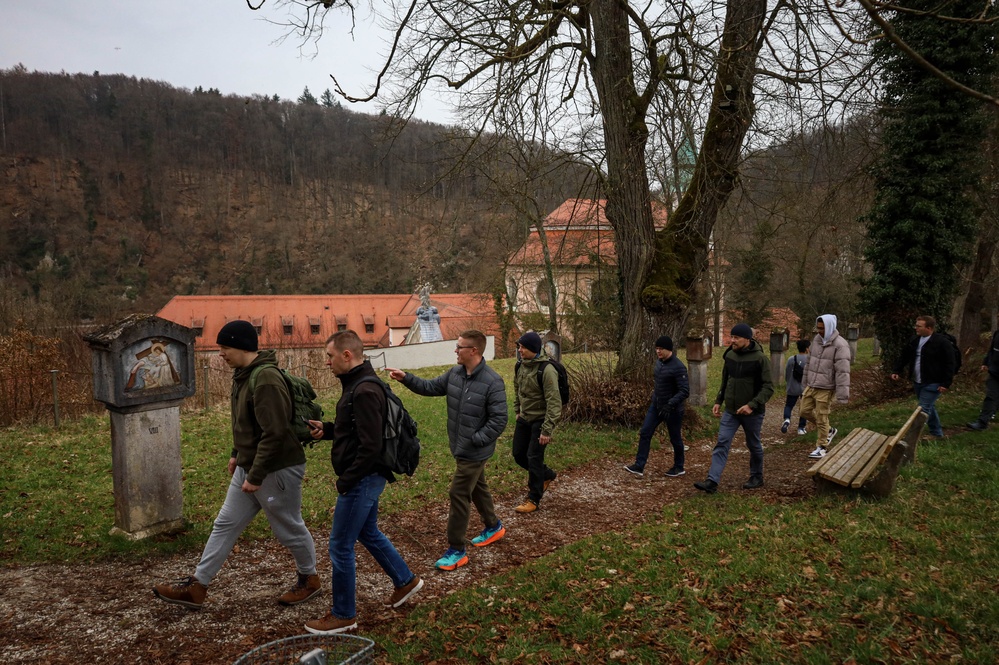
[455,345,475,351]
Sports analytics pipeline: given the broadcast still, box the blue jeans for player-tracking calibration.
[913,382,944,436]
[707,411,765,483]
[633,402,684,471]
[328,473,414,619]
[782,395,807,430]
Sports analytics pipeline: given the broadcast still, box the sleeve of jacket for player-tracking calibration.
[540,364,562,436]
[402,370,450,397]
[336,386,386,495]
[748,356,774,412]
[940,337,956,388]
[666,363,690,411]
[471,374,508,448]
[246,372,293,486]
[715,353,729,406]
[834,340,851,403]
[784,356,794,384]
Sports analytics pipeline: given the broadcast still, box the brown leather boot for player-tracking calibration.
[153,576,207,610]
[278,573,322,606]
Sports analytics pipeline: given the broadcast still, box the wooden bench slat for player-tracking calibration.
[811,428,889,486]
[806,427,864,477]
[833,432,890,484]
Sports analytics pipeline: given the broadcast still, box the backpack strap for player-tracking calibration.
[247,363,291,411]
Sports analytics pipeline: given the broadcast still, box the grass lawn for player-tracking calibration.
[2,340,997,662]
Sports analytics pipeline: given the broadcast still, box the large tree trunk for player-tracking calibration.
[643,0,768,348]
[952,229,998,351]
[589,0,658,376]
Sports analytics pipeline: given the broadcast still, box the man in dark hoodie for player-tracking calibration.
[694,323,774,494]
[624,335,689,478]
[387,329,508,571]
[153,320,320,611]
[968,329,999,431]
[304,330,422,635]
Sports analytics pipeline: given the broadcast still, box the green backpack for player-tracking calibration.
[249,364,324,446]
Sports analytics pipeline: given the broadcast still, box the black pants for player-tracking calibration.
[511,418,556,504]
[977,374,999,424]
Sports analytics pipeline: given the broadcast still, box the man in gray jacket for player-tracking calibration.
[387,330,508,571]
[800,314,851,459]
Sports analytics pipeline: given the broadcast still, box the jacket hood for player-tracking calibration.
[817,314,838,345]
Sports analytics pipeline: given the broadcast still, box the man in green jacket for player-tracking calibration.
[694,323,774,494]
[512,331,561,513]
[153,320,320,610]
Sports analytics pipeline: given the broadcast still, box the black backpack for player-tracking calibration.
[941,332,962,373]
[791,356,804,383]
[352,376,421,477]
[516,358,570,406]
[249,365,324,446]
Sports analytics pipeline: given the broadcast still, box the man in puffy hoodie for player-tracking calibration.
[800,314,852,459]
[694,323,773,494]
[388,330,508,572]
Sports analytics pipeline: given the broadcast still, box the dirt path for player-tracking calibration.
[1,405,819,664]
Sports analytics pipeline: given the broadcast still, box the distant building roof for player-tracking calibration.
[157,293,499,351]
[508,198,669,267]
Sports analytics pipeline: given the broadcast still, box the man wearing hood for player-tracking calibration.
[694,323,773,494]
[153,320,320,611]
[800,314,852,459]
[890,315,956,438]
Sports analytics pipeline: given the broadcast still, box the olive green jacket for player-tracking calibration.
[714,340,774,415]
[514,351,562,436]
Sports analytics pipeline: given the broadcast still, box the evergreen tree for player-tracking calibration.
[859,0,997,368]
[320,88,337,108]
[297,86,318,105]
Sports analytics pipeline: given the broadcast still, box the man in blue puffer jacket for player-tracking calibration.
[624,335,690,479]
[388,329,508,572]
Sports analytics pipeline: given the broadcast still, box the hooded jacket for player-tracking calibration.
[402,358,508,462]
[715,339,773,414]
[514,350,562,436]
[804,314,851,403]
[229,350,306,486]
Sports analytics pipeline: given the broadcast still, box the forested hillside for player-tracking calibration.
[0,66,589,329]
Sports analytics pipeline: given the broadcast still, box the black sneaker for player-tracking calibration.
[742,475,764,490]
[664,467,685,477]
[967,420,987,431]
[694,479,718,494]
[623,464,644,477]
[781,419,790,434]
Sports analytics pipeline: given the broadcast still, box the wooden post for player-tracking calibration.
[50,370,61,428]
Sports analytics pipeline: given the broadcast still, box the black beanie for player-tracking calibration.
[217,320,258,352]
[655,335,674,351]
[517,331,543,354]
[730,323,754,340]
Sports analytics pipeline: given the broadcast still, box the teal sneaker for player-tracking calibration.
[435,548,468,571]
[471,520,506,547]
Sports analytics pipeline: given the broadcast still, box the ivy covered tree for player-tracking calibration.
[859,0,998,368]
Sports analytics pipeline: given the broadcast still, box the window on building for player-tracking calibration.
[190,318,204,338]
[282,317,294,336]
[535,280,555,312]
[309,317,321,335]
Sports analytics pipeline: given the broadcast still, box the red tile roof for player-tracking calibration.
[157,294,499,351]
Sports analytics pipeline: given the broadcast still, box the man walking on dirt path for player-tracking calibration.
[800,314,851,460]
[694,323,773,494]
[152,320,320,611]
[387,329,508,572]
[891,315,956,438]
[303,330,423,635]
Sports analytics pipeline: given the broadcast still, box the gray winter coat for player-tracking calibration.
[401,359,508,462]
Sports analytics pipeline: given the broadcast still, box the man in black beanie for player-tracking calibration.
[624,335,689,478]
[511,331,561,513]
[694,323,773,494]
[153,320,320,610]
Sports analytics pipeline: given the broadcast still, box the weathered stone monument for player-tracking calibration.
[685,330,713,406]
[84,314,196,539]
[541,331,562,361]
[770,328,790,387]
[846,323,860,363]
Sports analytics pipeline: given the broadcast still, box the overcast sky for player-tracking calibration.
[0,0,455,125]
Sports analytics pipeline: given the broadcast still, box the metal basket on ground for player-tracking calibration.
[233,634,375,665]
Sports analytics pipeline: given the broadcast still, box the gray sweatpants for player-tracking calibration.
[194,464,317,585]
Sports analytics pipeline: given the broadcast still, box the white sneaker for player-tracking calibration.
[826,427,838,444]
[808,446,827,459]
[797,427,807,436]
[781,419,790,434]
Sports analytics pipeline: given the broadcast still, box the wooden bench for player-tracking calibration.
[806,407,927,498]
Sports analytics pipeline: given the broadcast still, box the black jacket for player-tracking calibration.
[893,333,956,388]
[652,354,690,415]
[321,360,393,494]
[984,330,999,378]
